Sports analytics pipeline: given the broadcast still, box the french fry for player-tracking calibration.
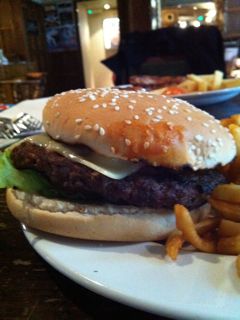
[229,114,240,126]
[209,198,240,222]
[197,74,214,82]
[217,235,240,255]
[198,80,208,92]
[218,219,240,237]
[221,78,240,89]
[178,79,198,92]
[211,70,223,90]
[166,230,184,260]
[221,118,234,127]
[166,218,219,260]
[211,183,240,204]
[187,74,208,92]
[228,157,240,184]
[236,256,240,278]
[174,204,217,253]
[176,70,240,95]
[228,124,240,155]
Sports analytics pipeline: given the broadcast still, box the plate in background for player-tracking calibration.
[173,87,240,106]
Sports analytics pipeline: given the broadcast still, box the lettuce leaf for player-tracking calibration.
[0,149,58,197]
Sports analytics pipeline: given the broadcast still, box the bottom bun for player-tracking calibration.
[6,188,211,242]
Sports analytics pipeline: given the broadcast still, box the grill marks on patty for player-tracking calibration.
[11,142,226,210]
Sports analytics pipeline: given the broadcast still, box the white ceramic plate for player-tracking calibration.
[173,87,240,106]
[23,225,240,320]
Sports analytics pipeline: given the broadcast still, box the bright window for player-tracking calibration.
[103,17,120,50]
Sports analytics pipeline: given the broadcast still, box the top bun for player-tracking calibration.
[43,88,236,170]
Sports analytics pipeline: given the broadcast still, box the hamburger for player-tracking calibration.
[2,88,237,241]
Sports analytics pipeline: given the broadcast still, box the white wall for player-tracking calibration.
[77,3,118,88]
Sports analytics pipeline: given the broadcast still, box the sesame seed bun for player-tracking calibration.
[43,88,236,170]
[6,188,210,241]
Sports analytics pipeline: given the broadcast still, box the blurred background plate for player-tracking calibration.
[173,86,240,106]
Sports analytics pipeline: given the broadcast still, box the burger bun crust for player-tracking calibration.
[43,88,236,170]
[6,188,210,241]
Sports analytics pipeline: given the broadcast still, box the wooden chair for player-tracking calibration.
[0,77,45,104]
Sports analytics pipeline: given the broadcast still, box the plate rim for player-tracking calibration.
[172,86,240,99]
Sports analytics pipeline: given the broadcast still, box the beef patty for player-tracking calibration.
[11,142,226,209]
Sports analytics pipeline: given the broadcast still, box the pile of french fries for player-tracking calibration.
[166,114,240,278]
[178,70,240,93]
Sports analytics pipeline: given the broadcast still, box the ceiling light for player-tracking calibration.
[192,20,201,27]
[179,21,187,29]
[104,3,111,10]
[205,16,212,23]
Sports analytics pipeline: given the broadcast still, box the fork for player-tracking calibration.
[0,113,43,139]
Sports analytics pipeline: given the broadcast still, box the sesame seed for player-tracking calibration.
[134,115,140,120]
[89,94,96,100]
[93,123,100,131]
[144,141,150,149]
[93,104,99,109]
[168,109,178,115]
[152,118,161,122]
[114,106,120,111]
[195,134,204,142]
[75,118,83,124]
[146,107,155,111]
[99,127,105,136]
[211,129,216,133]
[196,147,201,156]
[125,120,132,125]
[128,105,134,110]
[186,116,192,121]
[162,106,167,110]
[74,134,80,139]
[80,98,86,102]
[202,123,209,127]
[55,134,60,139]
[125,138,131,146]
[130,100,136,104]
[84,125,92,130]
[157,109,162,113]
[102,103,107,108]
[190,144,196,151]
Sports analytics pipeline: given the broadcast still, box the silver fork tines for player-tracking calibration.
[0,113,43,139]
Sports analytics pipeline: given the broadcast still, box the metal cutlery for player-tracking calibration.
[0,113,43,139]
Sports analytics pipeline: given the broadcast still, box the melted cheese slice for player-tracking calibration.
[18,134,142,179]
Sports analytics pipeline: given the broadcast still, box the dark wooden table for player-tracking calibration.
[1,95,240,320]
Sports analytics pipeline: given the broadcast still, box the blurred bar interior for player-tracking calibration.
[0,0,240,104]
